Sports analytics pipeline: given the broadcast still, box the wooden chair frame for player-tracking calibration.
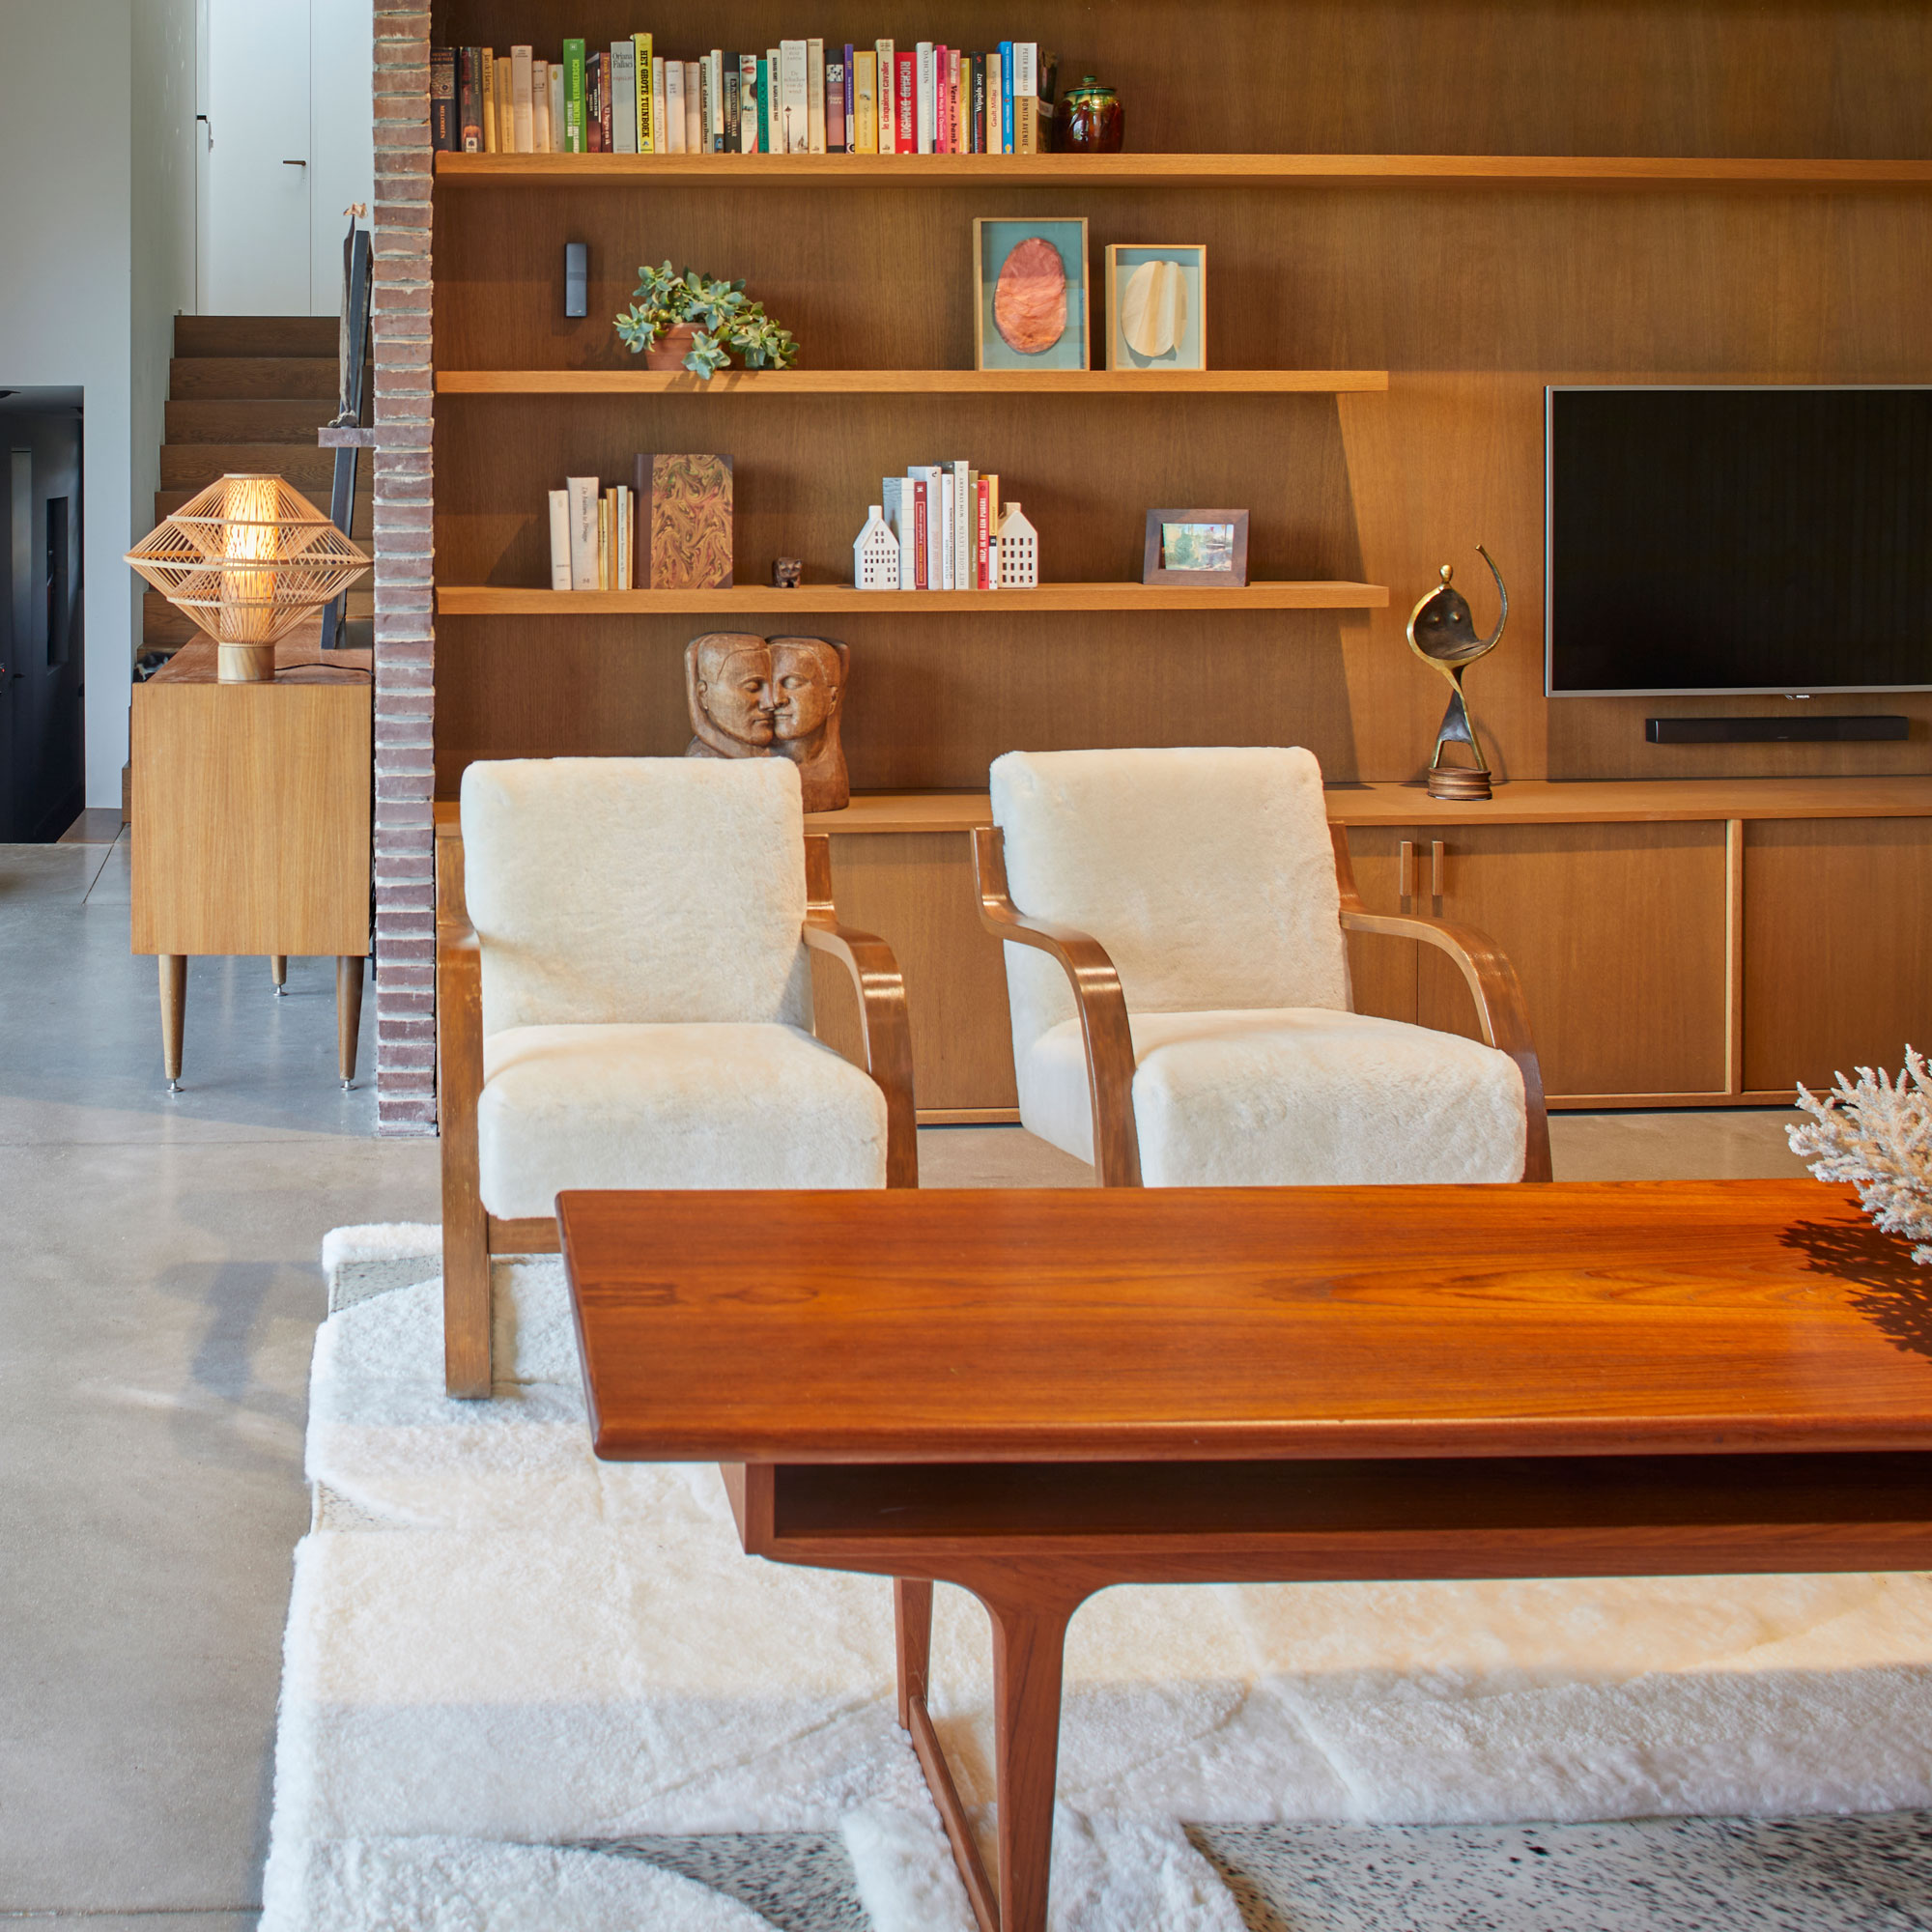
[437,822,918,1398]
[972,822,1552,1189]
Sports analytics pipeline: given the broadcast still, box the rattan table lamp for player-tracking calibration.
[126,473,371,683]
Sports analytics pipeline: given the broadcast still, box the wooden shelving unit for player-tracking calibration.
[438,368,1389,395]
[437,582,1388,615]
[436,152,1932,190]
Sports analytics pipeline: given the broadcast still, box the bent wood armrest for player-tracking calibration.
[971,824,1144,1187]
[802,834,919,1188]
[1330,825,1552,1182]
[436,824,493,1394]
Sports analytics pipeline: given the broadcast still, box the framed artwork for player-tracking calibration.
[973,217,1089,373]
[1143,509,1250,587]
[1104,245,1207,371]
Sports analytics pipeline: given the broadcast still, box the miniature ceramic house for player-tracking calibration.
[996,501,1038,588]
[852,506,900,590]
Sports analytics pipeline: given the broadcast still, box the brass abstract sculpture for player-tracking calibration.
[1407,545,1508,801]
[685,631,850,811]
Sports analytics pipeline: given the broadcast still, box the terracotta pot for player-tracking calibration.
[644,323,700,371]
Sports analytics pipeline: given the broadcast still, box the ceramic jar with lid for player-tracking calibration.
[1061,75,1123,154]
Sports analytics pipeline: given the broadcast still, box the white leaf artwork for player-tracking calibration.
[1121,258,1187,361]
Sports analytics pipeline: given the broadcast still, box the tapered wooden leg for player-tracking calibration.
[336,955,365,1087]
[986,1595,1074,1932]
[895,1578,933,1729]
[270,954,287,994]
[158,955,186,1091]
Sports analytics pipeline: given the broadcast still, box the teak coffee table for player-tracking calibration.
[559,1179,1932,1932]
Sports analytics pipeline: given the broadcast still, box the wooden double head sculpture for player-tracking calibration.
[685,632,850,811]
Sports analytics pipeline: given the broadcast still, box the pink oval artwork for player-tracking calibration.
[993,238,1068,355]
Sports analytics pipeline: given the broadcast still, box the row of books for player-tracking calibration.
[432,39,1057,158]
[549,478,635,590]
[879,463,1011,591]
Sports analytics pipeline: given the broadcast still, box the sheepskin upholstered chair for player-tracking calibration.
[437,757,916,1396]
[975,746,1549,1189]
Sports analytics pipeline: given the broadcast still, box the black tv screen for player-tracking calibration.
[1546,386,1932,695]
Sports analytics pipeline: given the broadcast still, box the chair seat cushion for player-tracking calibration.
[477,1022,887,1219]
[1020,1008,1527,1187]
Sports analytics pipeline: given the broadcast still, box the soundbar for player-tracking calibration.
[1646,715,1910,745]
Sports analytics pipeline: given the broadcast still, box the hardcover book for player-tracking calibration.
[458,48,482,151]
[882,476,914,589]
[911,479,929,590]
[970,54,986,153]
[1013,43,1038,154]
[740,55,759,150]
[843,44,856,149]
[652,57,668,154]
[807,38,826,153]
[915,43,934,154]
[999,41,1015,152]
[664,58,684,153]
[987,52,1003,156]
[481,48,497,152]
[611,41,637,152]
[634,33,654,151]
[780,41,809,155]
[724,55,741,151]
[510,45,533,153]
[895,53,917,154]
[636,454,734,589]
[854,53,878,152]
[875,40,895,154]
[548,490,571,590]
[531,58,551,151]
[566,476,599,591]
[431,47,456,151]
[561,40,585,153]
[826,61,844,151]
[549,64,564,151]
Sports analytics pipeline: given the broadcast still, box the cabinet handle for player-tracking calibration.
[1398,839,1415,905]
[1431,839,1446,900]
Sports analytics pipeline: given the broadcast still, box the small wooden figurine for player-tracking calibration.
[684,631,850,811]
[852,507,899,590]
[996,501,1038,588]
[772,556,804,589]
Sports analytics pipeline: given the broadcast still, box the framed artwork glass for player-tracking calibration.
[1104,244,1206,371]
[973,217,1090,373]
[1143,509,1250,586]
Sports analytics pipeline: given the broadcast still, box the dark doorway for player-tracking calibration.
[0,396,84,841]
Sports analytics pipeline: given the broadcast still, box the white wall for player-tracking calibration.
[311,0,375,315]
[0,1,135,811]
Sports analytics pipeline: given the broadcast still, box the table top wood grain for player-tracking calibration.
[560,1180,1932,1464]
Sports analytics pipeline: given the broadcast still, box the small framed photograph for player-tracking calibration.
[1143,509,1250,586]
[1105,245,1206,371]
[973,217,1089,373]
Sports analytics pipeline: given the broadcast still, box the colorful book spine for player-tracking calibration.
[977,476,992,588]
[696,58,711,155]
[1013,43,1038,153]
[876,40,895,154]
[724,53,741,151]
[912,480,928,590]
[611,41,637,152]
[914,43,933,154]
[987,51,1003,156]
[634,34,653,151]
[431,47,457,151]
[561,40,585,153]
[588,52,607,152]
[970,53,986,153]
[739,55,758,150]
[779,41,808,155]
[479,48,497,152]
[895,52,916,154]
[843,44,856,149]
[458,48,481,151]
[953,460,972,592]
[999,42,1015,152]
[825,59,844,151]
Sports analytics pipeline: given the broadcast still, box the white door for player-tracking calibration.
[204,0,312,313]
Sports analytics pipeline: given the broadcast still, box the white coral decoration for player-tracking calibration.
[1788,1046,1932,1265]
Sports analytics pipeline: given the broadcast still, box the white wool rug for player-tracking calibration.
[261,1227,1932,1930]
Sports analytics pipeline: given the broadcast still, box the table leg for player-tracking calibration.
[270,955,287,995]
[158,955,185,1092]
[895,1578,932,1729]
[336,956,364,1089]
[986,1591,1074,1932]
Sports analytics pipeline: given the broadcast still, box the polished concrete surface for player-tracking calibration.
[0,830,1812,1924]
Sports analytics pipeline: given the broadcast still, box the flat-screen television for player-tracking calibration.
[1546,385,1932,696]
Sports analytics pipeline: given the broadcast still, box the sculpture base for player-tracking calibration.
[217,642,277,684]
[1426,764,1493,802]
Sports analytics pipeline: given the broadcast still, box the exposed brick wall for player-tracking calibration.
[372,4,437,1133]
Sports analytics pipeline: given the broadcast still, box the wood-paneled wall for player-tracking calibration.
[430,2,1932,794]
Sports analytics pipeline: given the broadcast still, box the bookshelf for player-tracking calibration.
[423,0,1932,1121]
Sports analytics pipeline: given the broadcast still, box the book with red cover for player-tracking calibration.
[600,51,615,150]
[912,480,928,589]
[895,52,917,154]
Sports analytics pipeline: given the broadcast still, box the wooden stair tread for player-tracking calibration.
[168,357,341,400]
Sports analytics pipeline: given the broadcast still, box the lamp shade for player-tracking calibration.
[126,473,371,682]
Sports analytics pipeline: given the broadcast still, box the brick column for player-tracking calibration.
[371,4,437,1133]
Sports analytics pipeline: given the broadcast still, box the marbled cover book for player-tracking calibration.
[637,453,734,589]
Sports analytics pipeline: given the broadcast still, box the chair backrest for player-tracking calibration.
[989,747,1350,1062]
[461,756,811,1035]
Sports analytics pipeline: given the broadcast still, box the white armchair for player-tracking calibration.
[973,746,1548,1188]
[438,757,916,1396]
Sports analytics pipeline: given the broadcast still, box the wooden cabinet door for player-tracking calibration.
[1412,821,1729,1101]
[1743,818,1932,1094]
[1337,824,1419,1025]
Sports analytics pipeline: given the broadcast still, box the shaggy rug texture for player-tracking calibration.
[259,1228,1932,1929]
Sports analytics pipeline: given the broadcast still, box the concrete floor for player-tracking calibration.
[0,830,1811,1925]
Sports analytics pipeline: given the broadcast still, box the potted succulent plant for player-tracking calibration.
[613,262,800,379]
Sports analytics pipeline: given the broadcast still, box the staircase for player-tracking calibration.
[144,316,375,662]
